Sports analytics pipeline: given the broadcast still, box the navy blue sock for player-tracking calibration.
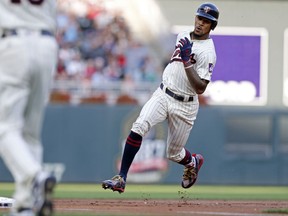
[119,131,142,181]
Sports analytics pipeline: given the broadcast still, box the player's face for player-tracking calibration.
[193,16,212,39]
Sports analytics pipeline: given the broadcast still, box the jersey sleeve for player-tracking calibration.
[195,48,216,81]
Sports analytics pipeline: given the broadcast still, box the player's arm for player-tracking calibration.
[184,67,209,94]
[178,37,209,94]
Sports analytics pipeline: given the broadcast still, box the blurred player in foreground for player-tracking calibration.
[0,1,58,215]
[102,2,219,193]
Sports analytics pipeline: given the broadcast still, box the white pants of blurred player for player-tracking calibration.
[0,31,57,211]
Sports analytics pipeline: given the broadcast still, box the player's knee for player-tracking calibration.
[131,121,151,137]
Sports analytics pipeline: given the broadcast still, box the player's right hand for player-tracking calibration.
[179,37,192,62]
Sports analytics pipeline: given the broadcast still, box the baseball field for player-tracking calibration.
[1,183,288,216]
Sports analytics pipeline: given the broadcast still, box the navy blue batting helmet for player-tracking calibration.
[196,2,219,30]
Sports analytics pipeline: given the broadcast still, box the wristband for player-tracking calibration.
[183,61,193,69]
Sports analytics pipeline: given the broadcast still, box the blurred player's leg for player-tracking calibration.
[0,130,41,211]
[23,36,57,164]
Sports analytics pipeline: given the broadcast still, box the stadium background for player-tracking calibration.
[0,0,288,186]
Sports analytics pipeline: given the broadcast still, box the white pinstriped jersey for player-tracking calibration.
[162,29,216,96]
[0,0,56,32]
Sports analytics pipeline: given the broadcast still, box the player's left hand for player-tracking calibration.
[179,37,192,62]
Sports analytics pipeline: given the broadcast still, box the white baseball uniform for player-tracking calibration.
[132,29,216,162]
[0,0,57,211]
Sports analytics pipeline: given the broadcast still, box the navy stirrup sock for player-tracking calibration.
[119,131,142,180]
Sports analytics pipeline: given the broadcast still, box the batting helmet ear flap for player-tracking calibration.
[211,20,217,30]
[196,2,219,30]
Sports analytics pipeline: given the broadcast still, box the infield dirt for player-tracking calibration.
[54,199,288,216]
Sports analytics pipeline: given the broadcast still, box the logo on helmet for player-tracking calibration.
[204,6,211,14]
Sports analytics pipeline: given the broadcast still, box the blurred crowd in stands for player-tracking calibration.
[52,0,207,105]
[56,1,163,88]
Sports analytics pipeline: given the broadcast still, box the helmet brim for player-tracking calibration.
[196,12,218,22]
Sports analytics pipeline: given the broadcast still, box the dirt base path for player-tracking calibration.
[55,199,288,216]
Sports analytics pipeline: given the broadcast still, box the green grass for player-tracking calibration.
[1,183,288,200]
[263,209,288,214]
[52,183,288,200]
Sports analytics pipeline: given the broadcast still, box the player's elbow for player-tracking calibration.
[195,88,205,95]
[195,80,209,94]
[194,84,208,94]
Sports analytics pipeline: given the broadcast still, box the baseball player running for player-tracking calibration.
[102,2,219,193]
[0,1,58,216]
